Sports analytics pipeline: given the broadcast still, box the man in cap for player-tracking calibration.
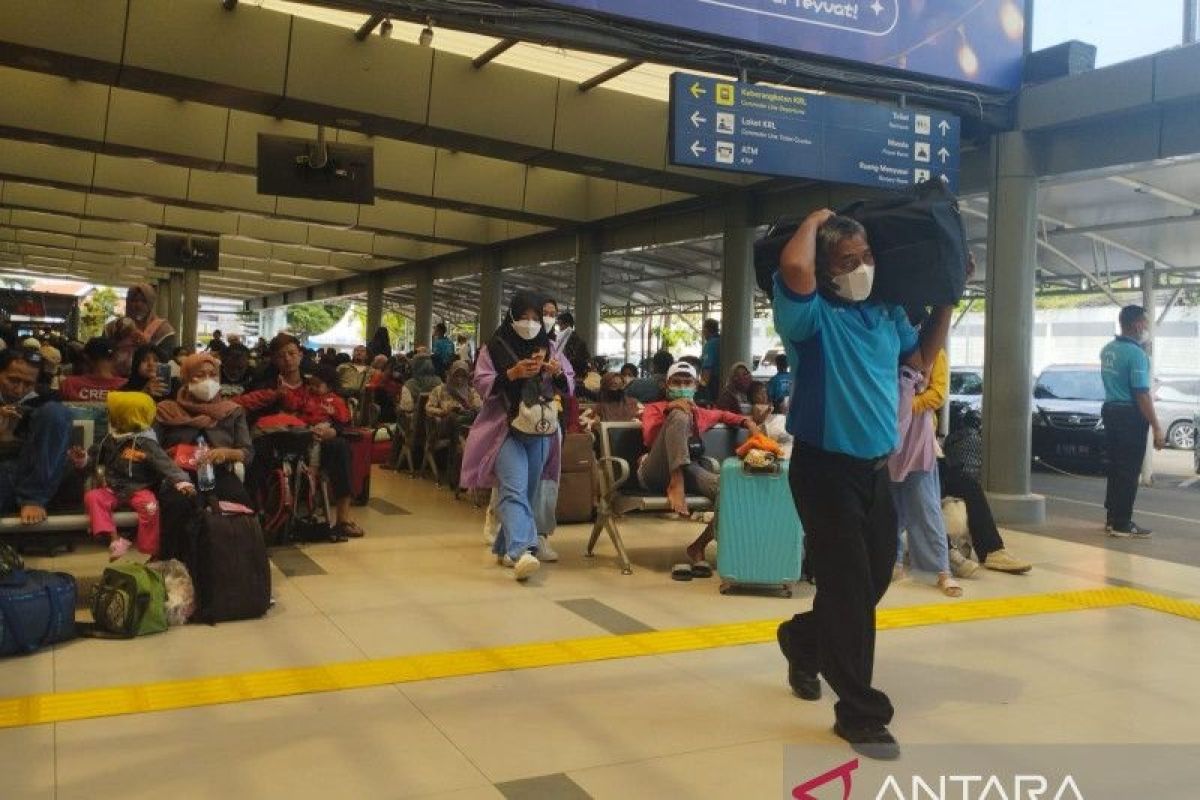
[637,362,759,571]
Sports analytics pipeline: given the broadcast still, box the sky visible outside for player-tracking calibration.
[1032,0,1189,66]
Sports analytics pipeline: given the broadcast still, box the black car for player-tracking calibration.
[1031,365,1109,471]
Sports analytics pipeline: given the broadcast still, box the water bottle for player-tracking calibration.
[196,436,216,493]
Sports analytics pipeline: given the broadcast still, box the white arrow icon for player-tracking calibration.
[690,82,707,99]
[938,119,951,135]
[690,110,708,128]
[937,146,951,164]
[690,141,707,158]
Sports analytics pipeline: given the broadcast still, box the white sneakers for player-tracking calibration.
[500,552,541,581]
[537,535,559,563]
[513,553,541,581]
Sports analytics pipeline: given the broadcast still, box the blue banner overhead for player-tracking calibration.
[543,0,1025,90]
[669,72,961,192]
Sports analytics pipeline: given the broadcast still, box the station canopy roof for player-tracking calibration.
[0,0,1196,316]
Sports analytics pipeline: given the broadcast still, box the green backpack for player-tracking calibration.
[87,563,168,638]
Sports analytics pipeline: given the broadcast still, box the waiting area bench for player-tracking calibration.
[589,421,748,574]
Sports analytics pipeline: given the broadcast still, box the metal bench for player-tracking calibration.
[0,512,137,534]
[589,421,747,574]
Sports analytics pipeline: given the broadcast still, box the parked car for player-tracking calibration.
[947,366,984,429]
[1031,365,1108,470]
[1031,365,1200,471]
[1154,375,1199,451]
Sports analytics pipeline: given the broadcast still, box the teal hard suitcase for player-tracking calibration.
[716,457,804,596]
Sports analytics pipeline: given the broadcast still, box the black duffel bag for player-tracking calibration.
[754,178,969,307]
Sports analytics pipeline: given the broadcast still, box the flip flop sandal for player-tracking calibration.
[937,574,963,598]
[342,521,365,538]
[671,563,694,581]
[661,511,691,521]
[690,560,714,578]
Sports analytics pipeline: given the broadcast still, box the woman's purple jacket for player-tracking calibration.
[459,343,575,490]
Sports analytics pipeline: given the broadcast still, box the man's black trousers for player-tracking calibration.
[779,445,896,730]
[1101,402,1148,528]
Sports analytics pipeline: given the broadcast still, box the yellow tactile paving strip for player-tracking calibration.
[1,587,1196,730]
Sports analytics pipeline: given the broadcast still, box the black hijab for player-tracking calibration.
[488,290,550,375]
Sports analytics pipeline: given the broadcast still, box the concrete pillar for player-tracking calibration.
[1141,261,1157,485]
[623,303,632,367]
[720,194,755,382]
[365,273,384,343]
[155,279,170,319]
[575,231,603,359]
[414,270,434,349]
[981,132,1046,525]
[166,272,184,335]
[181,268,200,351]
[479,251,503,340]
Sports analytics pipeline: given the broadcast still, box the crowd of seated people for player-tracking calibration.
[2,282,1031,596]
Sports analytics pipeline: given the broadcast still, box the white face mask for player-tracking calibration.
[189,378,220,401]
[1136,329,1151,345]
[543,316,557,334]
[831,263,875,303]
[512,319,542,341]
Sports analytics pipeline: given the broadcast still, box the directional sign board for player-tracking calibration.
[669,73,960,193]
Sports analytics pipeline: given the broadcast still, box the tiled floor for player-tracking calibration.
[4,465,1200,799]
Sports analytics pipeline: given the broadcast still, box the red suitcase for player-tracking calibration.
[342,428,373,506]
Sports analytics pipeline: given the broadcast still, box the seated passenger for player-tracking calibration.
[81,392,194,560]
[123,345,171,400]
[337,345,372,396]
[254,335,363,539]
[298,365,352,429]
[639,362,757,518]
[427,361,483,422]
[155,353,256,545]
[219,343,253,398]
[398,353,443,413]
[59,337,127,402]
[748,381,792,458]
[715,362,754,415]
[37,345,63,393]
[625,349,673,404]
[0,349,73,525]
[619,363,639,386]
[580,371,642,432]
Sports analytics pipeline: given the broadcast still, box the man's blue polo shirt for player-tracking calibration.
[772,274,919,459]
[1100,335,1150,404]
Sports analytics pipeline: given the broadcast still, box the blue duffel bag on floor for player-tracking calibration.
[0,549,77,656]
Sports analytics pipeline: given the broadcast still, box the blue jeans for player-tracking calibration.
[492,432,551,561]
[0,401,73,514]
[891,468,949,574]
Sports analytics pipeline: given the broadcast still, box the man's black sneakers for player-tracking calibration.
[776,622,821,701]
[833,722,901,761]
[1108,522,1152,539]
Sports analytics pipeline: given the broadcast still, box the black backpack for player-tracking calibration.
[839,178,968,308]
[754,179,969,307]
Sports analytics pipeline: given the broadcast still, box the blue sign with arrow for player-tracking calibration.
[669,73,960,192]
